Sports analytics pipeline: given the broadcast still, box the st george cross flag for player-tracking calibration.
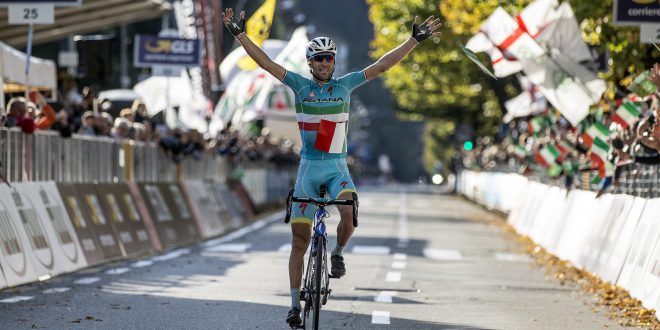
[314,120,346,153]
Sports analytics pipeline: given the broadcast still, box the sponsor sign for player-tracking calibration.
[134,35,201,68]
[614,0,660,25]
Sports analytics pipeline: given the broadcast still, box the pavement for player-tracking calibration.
[0,187,626,329]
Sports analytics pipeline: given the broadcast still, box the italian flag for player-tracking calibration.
[581,122,609,148]
[535,144,560,167]
[591,161,615,185]
[612,101,642,129]
[513,144,527,160]
[555,140,572,162]
[589,136,610,168]
[314,120,346,153]
[528,117,544,135]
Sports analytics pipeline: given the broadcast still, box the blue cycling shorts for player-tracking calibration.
[290,158,356,225]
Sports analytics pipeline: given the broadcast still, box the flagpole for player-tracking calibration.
[25,23,34,97]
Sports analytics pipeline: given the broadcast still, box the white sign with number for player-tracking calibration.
[640,24,660,45]
[8,4,54,24]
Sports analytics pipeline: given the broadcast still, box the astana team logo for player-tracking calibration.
[40,188,80,264]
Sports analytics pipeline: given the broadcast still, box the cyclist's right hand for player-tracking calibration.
[222,8,245,37]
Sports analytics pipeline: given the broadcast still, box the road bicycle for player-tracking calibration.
[284,185,358,329]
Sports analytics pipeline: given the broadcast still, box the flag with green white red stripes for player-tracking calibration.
[612,101,642,129]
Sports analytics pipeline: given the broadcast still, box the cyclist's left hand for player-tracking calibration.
[412,15,442,43]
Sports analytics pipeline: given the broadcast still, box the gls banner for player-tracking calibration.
[614,0,660,25]
[134,35,201,68]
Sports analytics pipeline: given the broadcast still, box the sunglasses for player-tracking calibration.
[312,54,335,63]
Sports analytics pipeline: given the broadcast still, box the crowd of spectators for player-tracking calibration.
[0,80,300,166]
[461,64,660,197]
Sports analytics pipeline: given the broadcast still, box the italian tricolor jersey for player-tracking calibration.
[281,70,368,159]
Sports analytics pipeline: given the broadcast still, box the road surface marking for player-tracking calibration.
[105,268,131,275]
[205,243,251,253]
[0,296,33,303]
[374,291,397,303]
[43,287,71,294]
[423,248,463,261]
[393,253,407,261]
[386,271,401,282]
[391,261,406,269]
[131,260,154,268]
[74,277,101,285]
[372,311,391,324]
[200,212,282,248]
[352,245,390,255]
[495,252,532,262]
[152,248,191,262]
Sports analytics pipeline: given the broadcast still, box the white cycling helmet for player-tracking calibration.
[306,37,337,59]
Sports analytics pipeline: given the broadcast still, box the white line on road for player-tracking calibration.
[105,268,131,275]
[131,260,154,268]
[374,291,397,303]
[43,287,71,294]
[74,277,101,285]
[352,245,391,255]
[494,252,532,262]
[277,244,310,254]
[152,248,192,262]
[0,296,34,303]
[393,253,407,261]
[386,271,401,282]
[200,212,283,248]
[391,261,406,269]
[372,310,391,324]
[423,248,463,261]
[204,243,251,253]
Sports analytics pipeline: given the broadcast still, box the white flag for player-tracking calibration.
[466,32,522,77]
[504,75,547,122]
[480,7,546,61]
[536,2,593,63]
[530,52,606,126]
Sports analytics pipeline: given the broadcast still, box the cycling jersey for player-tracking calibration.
[280,70,368,160]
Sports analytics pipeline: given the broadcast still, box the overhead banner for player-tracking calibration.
[134,35,202,68]
[614,0,660,25]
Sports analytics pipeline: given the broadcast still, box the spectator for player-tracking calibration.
[5,97,36,134]
[79,111,96,136]
[28,90,57,130]
[131,100,148,123]
[112,118,131,140]
[119,108,135,122]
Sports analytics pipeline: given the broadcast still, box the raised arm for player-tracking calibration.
[222,8,286,80]
[364,15,441,81]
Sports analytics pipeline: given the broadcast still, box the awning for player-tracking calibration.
[0,41,57,90]
[0,0,170,48]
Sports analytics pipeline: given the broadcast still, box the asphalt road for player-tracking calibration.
[0,188,626,329]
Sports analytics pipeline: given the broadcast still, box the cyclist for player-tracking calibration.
[222,7,441,327]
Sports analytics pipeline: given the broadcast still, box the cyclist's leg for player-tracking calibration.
[288,159,318,323]
[327,158,356,276]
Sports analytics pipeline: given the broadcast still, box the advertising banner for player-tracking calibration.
[206,182,242,229]
[134,35,202,68]
[15,183,88,275]
[138,183,199,248]
[95,184,153,256]
[0,186,40,287]
[181,180,226,239]
[614,0,660,25]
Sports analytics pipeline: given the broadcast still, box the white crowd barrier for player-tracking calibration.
[457,170,660,321]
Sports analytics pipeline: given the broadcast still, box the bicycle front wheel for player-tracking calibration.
[311,235,324,329]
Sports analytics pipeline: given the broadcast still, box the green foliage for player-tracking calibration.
[368,0,660,172]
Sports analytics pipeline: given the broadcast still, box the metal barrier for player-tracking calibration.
[612,163,660,199]
[0,128,224,183]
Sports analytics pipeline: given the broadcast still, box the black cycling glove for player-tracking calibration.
[225,14,245,37]
[412,20,433,43]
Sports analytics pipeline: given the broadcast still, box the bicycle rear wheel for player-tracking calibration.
[311,235,324,329]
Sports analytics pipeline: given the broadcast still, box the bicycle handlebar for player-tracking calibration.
[291,197,354,206]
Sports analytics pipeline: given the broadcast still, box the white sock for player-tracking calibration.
[291,288,301,309]
[331,244,344,257]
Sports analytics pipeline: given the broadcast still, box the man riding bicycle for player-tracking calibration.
[222,7,441,327]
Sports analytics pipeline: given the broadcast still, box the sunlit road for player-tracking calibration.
[0,187,624,329]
